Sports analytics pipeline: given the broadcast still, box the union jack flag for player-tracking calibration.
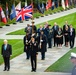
[16,4,33,22]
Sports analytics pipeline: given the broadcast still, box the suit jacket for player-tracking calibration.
[72,65,76,75]
[63,25,69,33]
[69,28,75,38]
[52,25,59,37]
[1,44,12,57]
[37,28,44,36]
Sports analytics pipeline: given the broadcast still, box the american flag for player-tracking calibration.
[16,4,33,22]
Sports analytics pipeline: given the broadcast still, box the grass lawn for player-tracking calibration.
[0,39,24,65]
[7,13,76,35]
[45,47,76,73]
[0,19,16,27]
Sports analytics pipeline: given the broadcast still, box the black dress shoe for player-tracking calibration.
[31,70,33,72]
[3,69,6,71]
[41,58,45,60]
[7,69,9,71]
[26,58,29,60]
[34,70,36,72]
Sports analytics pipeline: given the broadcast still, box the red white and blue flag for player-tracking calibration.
[16,4,33,21]
[46,0,52,10]
[10,4,16,20]
[15,2,21,16]
[65,0,69,8]
[0,6,7,24]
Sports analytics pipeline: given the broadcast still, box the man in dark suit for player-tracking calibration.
[63,21,69,46]
[69,25,75,48]
[52,22,59,47]
[1,39,12,71]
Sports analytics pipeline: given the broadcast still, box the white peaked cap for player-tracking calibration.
[71,52,76,58]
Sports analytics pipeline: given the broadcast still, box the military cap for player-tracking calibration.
[70,52,76,59]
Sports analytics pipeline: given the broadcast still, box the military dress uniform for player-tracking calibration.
[70,52,76,75]
[72,65,76,75]
[48,28,53,48]
[30,39,38,72]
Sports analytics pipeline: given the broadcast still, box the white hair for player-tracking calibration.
[4,39,8,43]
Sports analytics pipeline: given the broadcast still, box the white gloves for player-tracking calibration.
[40,40,43,42]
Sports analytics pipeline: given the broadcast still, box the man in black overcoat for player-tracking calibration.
[1,39,12,71]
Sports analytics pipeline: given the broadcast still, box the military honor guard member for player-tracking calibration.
[48,25,53,48]
[1,39,12,71]
[70,52,76,75]
[30,37,38,72]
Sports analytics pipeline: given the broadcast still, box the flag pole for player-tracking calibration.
[31,0,34,22]
[31,0,34,34]
[25,0,27,7]
[13,0,17,24]
[6,2,8,22]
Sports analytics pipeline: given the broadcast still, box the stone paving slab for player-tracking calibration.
[0,47,71,72]
[0,72,71,75]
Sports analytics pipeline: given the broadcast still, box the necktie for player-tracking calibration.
[4,45,6,50]
[70,28,72,36]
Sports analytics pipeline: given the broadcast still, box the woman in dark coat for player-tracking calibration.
[23,33,31,59]
[56,27,63,48]
[37,30,47,60]
[64,26,69,47]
